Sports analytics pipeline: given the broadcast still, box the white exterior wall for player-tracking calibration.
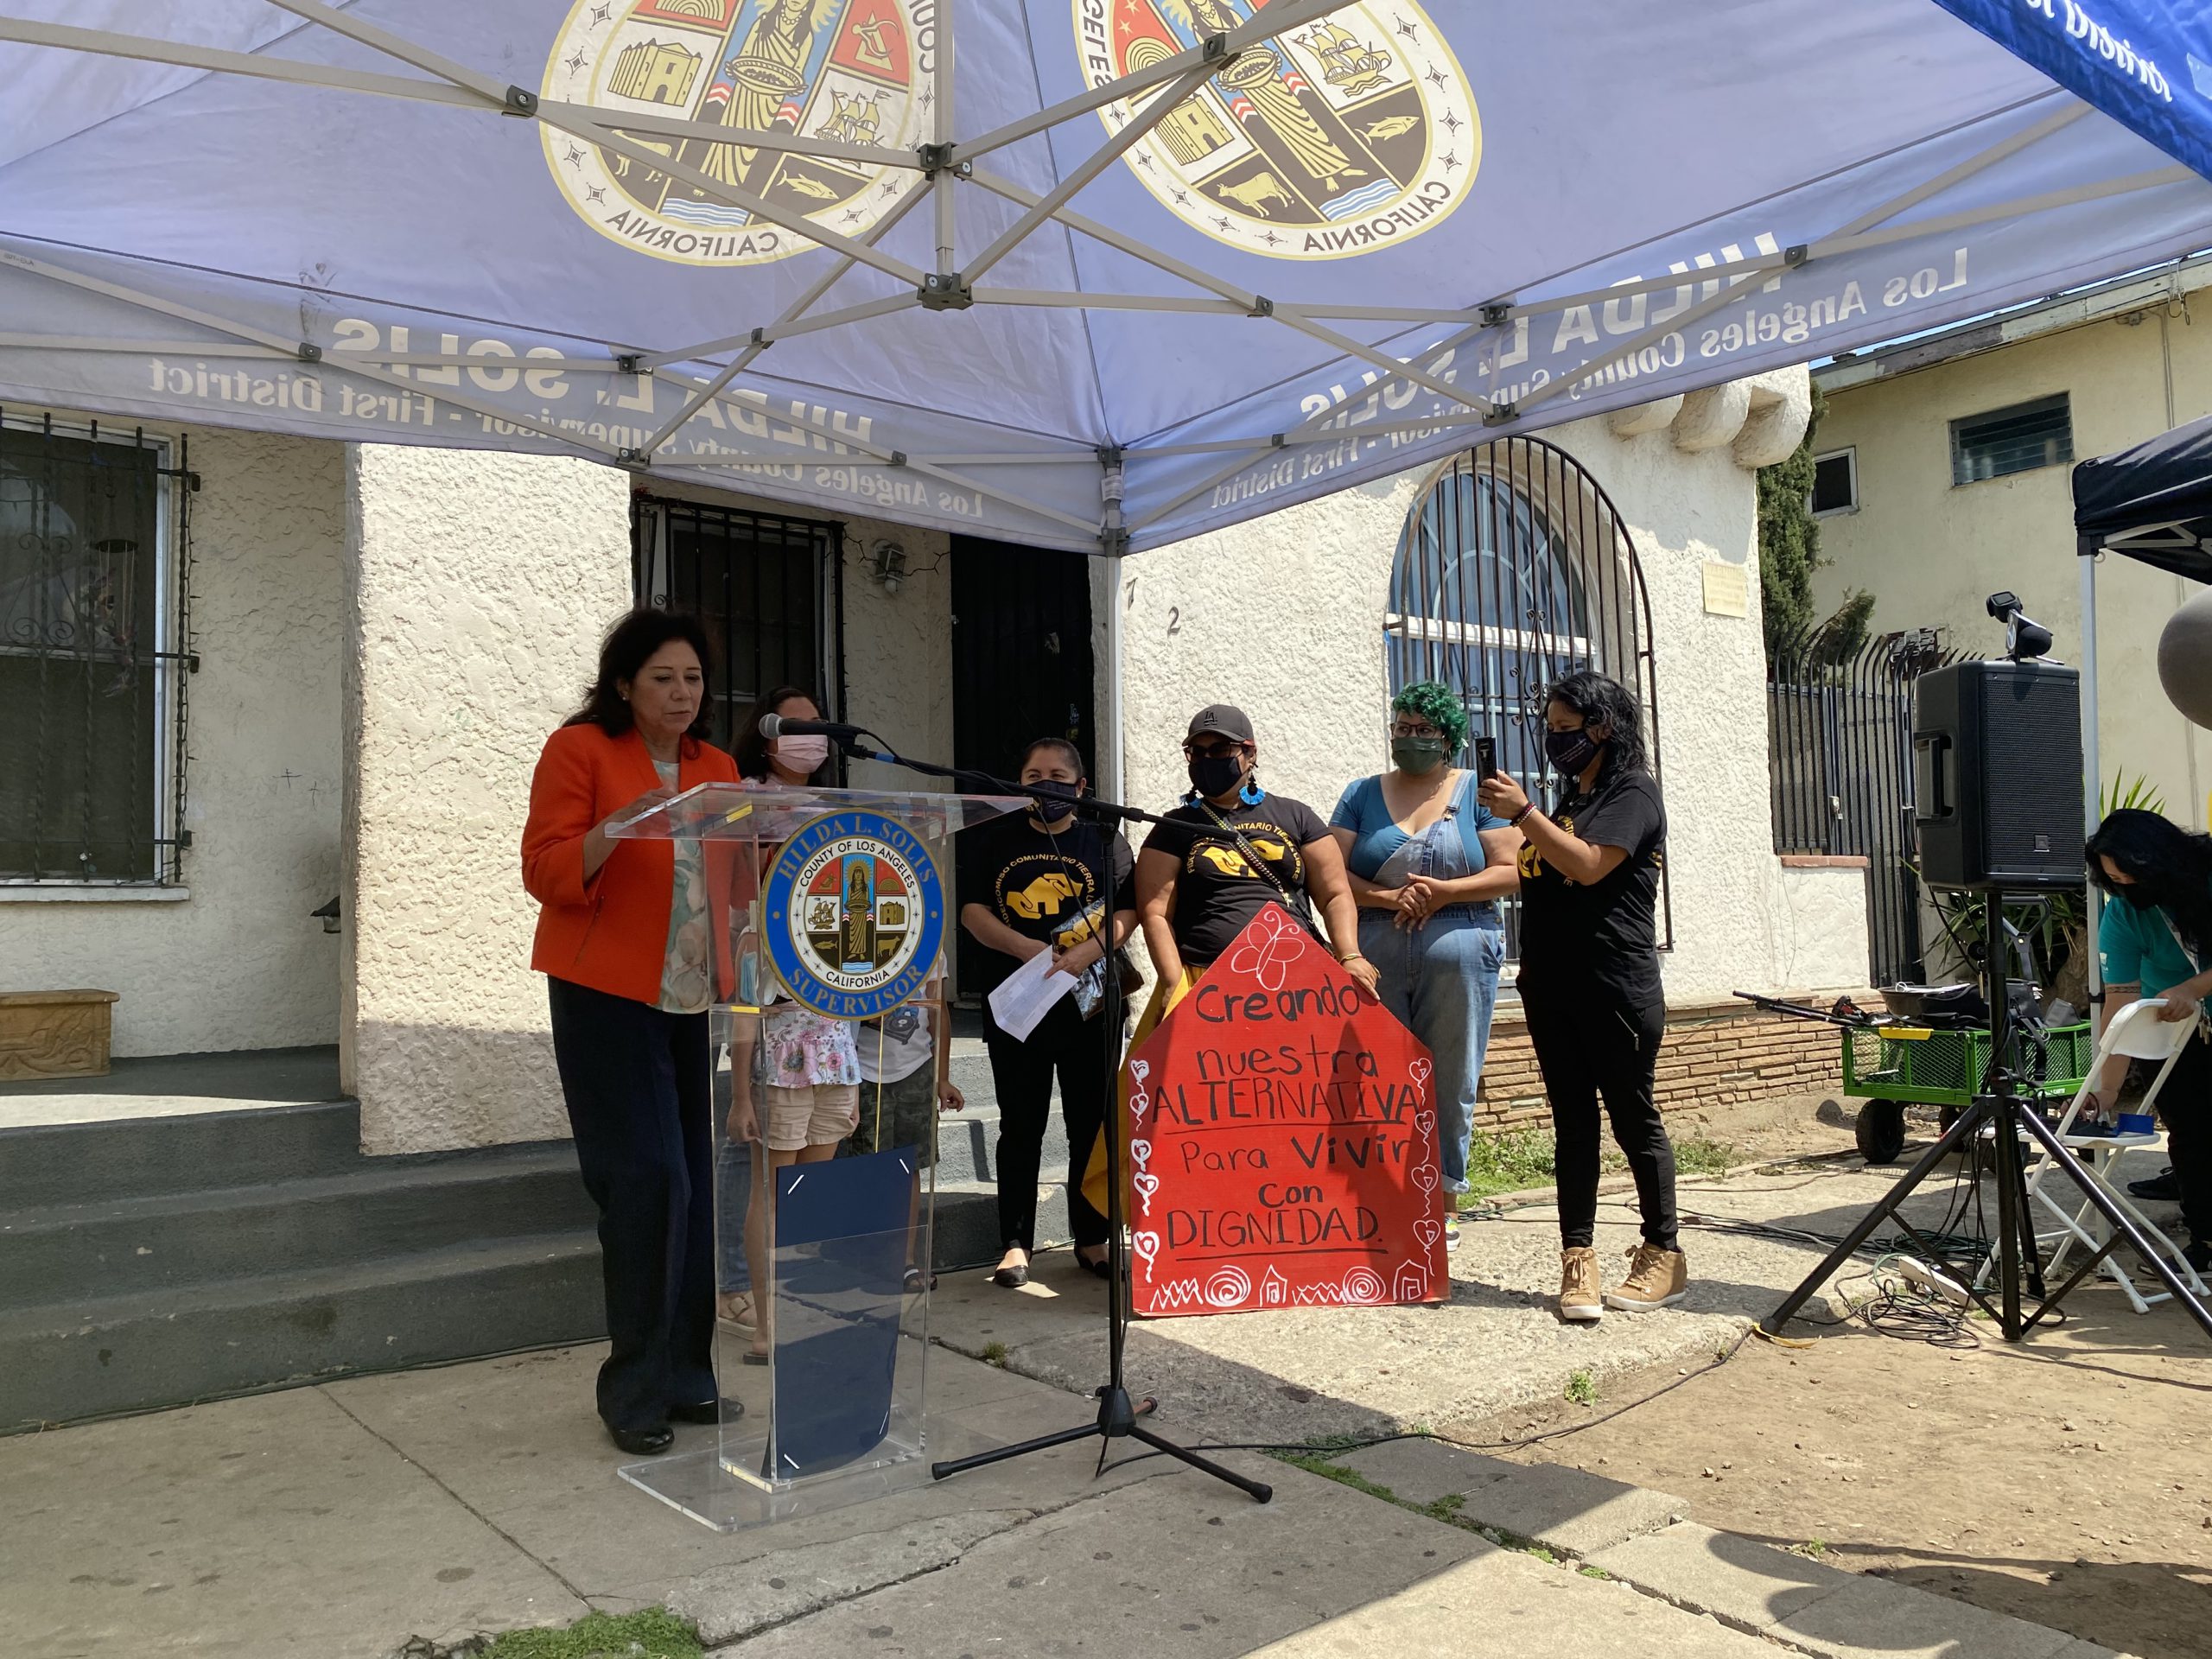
[344,446,632,1154]
[1117,373,1868,1005]
[0,425,346,1057]
[1815,310,2209,828]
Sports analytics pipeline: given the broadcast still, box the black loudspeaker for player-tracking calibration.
[1912,659,2082,891]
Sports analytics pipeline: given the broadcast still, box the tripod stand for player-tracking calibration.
[834,734,1272,1503]
[1764,890,2212,1343]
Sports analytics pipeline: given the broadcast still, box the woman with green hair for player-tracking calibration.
[1329,680,1521,1250]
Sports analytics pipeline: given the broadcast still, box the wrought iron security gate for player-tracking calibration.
[632,495,843,752]
[1767,622,1956,988]
[0,412,195,885]
[1386,435,1669,957]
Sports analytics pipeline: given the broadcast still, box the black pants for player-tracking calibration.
[1522,983,1679,1251]
[548,976,716,1433]
[2155,1027,2211,1248]
[986,999,1114,1252]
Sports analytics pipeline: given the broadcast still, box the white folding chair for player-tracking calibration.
[2024,999,2202,1313]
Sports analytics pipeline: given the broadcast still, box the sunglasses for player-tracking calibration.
[1183,740,1247,760]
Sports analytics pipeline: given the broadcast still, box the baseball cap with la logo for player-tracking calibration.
[1185,705,1255,745]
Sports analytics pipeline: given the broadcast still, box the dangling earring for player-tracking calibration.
[1238,767,1265,807]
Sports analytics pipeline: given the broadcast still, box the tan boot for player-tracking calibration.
[1605,1243,1688,1312]
[1558,1246,1603,1323]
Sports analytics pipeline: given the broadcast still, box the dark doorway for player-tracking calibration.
[950,535,1097,999]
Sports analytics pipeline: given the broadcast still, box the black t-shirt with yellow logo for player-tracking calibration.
[1141,794,1330,964]
[968,817,1135,994]
[1516,770,1666,1007]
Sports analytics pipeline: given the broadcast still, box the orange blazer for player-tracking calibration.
[521,722,745,1006]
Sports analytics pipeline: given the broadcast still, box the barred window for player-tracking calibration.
[0,417,191,884]
[632,495,841,751]
[1950,394,2071,485]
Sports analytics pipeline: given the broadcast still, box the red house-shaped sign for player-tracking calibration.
[1125,905,1446,1318]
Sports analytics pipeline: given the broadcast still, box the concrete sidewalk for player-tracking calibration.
[0,1155,2133,1658]
[0,1340,1738,1659]
[0,1336,2126,1659]
[927,1161,1993,1444]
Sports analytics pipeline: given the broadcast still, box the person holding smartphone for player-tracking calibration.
[1329,681,1520,1251]
[1479,670,1686,1323]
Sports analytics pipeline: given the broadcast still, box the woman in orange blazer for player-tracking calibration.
[522,608,742,1457]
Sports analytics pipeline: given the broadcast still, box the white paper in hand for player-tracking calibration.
[987,948,1077,1041]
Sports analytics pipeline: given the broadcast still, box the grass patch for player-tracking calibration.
[1580,1565,1612,1581]
[1268,1451,1463,1523]
[1461,1129,1557,1199]
[980,1341,1008,1368]
[1458,1128,1738,1203]
[1563,1369,1599,1408]
[1670,1135,1737,1177]
[1787,1539,1831,1560]
[480,1609,702,1659]
[1273,1452,1402,1506]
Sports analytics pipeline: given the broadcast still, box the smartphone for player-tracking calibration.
[1473,734,1498,779]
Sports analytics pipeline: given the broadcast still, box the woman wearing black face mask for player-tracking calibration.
[2084,809,2212,1274]
[958,738,1137,1287]
[1479,670,1685,1323]
[1134,704,1372,999]
[1077,705,1371,1230]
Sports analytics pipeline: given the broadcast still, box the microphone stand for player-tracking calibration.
[831,732,1272,1503]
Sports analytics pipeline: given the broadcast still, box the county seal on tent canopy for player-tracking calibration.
[543,0,936,267]
[1078,0,1478,258]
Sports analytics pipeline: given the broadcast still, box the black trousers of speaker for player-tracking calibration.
[1912,659,2083,892]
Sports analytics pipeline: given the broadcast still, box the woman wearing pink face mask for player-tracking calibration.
[720,686,861,1363]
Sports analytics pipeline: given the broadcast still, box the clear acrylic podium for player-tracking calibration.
[607,783,1024,1530]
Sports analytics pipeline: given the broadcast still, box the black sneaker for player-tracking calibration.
[2185,1238,2211,1276]
[2129,1166,2180,1203]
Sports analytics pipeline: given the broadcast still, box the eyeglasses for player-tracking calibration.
[1389,721,1445,740]
[1183,740,1246,760]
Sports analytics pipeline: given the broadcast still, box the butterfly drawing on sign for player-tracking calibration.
[1227,904,1308,993]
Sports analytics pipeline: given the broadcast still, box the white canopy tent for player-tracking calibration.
[3,0,2211,556]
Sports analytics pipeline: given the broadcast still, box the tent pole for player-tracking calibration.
[251,0,929,284]
[2080,539,2104,1018]
[0,16,484,107]
[636,190,935,449]
[264,0,511,107]
[944,0,1369,165]
[932,0,957,276]
[962,63,1219,284]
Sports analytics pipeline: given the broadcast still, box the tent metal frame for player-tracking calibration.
[0,5,2197,551]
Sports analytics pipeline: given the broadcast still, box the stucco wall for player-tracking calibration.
[344,446,632,1154]
[1815,310,2209,828]
[0,424,345,1057]
[1116,374,1868,1007]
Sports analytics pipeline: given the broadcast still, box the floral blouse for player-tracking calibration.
[654,760,713,1016]
[755,1004,861,1090]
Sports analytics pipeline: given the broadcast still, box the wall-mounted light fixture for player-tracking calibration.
[870,539,909,595]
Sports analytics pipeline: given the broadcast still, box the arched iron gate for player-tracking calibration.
[1386,435,1670,957]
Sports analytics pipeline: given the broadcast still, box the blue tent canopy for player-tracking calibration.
[3,0,2212,553]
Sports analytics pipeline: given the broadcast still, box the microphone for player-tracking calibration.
[759,712,870,740]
